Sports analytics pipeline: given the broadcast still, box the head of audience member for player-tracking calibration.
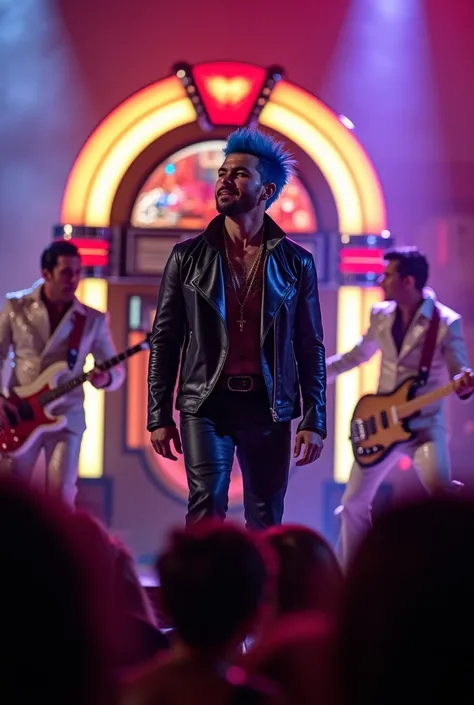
[70,511,169,668]
[71,512,157,623]
[0,478,116,705]
[339,497,474,705]
[156,520,275,658]
[262,524,343,620]
[241,612,339,705]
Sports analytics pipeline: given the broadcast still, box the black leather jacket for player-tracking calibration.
[147,214,327,437]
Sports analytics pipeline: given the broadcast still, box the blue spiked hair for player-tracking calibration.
[223,127,296,209]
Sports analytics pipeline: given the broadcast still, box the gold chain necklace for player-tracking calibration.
[224,231,265,333]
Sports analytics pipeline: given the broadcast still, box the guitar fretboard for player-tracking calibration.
[39,338,149,407]
[396,380,456,419]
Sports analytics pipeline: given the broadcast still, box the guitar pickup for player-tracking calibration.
[368,416,377,435]
[351,418,367,442]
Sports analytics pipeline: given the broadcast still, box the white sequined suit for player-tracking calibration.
[327,291,471,568]
[0,280,125,505]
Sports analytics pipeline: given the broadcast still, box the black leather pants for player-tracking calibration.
[180,389,291,529]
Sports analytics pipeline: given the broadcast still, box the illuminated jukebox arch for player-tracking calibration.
[58,61,388,498]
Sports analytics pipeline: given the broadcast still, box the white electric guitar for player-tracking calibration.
[0,335,150,458]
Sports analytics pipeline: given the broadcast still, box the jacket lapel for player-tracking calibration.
[194,213,295,335]
[258,214,296,340]
[18,281,50,348]
[191,251,227,322]
[377,302,398,360]
[261,250,296,341]
[41,297,87,361]
[397,297,435,362]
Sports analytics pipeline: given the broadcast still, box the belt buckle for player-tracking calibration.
[227,376,254,393]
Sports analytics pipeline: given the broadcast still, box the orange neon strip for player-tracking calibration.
[126,331,149,448]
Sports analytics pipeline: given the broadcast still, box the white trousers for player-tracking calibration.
[1,430,83,507]
[340,427,451,569]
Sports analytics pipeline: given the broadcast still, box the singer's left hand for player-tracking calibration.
[293,430,324,466]
[89,368,112,389]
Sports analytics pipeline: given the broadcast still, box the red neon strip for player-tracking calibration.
[70,238,110,252]
[67,238,110,268]
[340,248,384,260]
[340,262,385,274]
[339,247,385,274]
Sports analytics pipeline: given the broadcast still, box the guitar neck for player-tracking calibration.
[397,381,455,419]
[41,338,149,406]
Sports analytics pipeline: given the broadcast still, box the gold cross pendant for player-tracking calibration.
[237,314,246,332]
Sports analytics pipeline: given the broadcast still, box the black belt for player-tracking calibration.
[216,375,266,393]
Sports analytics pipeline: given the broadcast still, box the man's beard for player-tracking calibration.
[215,193,258,216]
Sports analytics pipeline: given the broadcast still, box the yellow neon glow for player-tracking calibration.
[261,104,362,234]
[360,288,383,395]
[61,77,196,226]
[206,76,252,104]
[85,100,195,225]
[75,278,108,478]
[334,287,363,483]
[61,71,386,235]
[260,82,386,234]
[334,287,383,483]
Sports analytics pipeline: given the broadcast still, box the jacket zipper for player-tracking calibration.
[195,318,229,409]
[270,321,278,421]
[185,330,193,354]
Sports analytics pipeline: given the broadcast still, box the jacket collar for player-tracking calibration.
[192,214,292,338]
[30,279,86,315]
[201,213,287,251]
[416,294,435,321]
[384,288,436,323]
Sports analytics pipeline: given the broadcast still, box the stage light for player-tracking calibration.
[339,114,355,130]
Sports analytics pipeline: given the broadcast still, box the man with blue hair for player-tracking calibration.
[147,127,327,527]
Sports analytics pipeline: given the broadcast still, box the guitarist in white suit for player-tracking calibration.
[327,247,473,568]
[0,241,125,505]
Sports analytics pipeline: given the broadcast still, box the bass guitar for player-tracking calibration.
[350,371,474,467]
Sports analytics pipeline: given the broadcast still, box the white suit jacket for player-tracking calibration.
[326,291,471,430]
[0,281,125,434]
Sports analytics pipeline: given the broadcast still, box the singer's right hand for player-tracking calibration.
[0,396,19,426]
[150,426,183,461]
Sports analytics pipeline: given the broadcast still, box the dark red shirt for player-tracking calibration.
[41,288,72,336]
[222,255,264,375]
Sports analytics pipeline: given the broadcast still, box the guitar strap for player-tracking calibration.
[67,312,86,370]
[416,304,440,389]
